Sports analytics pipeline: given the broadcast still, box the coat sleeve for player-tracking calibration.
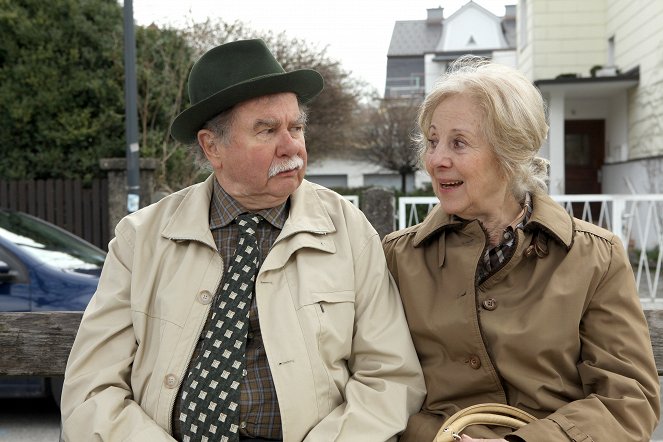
[303,232,426,442]
[510,234,660,442]
[60,222,175,442]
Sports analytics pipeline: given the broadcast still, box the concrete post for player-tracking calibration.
[361,187,395,239]
[547,90,566,194]
[99,158,158,239]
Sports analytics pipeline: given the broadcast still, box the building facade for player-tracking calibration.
[305,154,426,191]
[520,0,663,195]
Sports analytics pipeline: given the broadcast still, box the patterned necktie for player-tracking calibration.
[179,213,261,442]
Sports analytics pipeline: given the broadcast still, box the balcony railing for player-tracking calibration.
[398,194,663,303]
[385,75,425,99]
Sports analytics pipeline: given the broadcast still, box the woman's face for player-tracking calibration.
[424,94,511,223]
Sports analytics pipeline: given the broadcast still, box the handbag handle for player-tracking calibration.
[434,403,536,442]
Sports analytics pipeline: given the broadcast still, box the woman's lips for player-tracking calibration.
[439,180,463,189]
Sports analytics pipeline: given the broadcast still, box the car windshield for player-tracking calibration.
[0,211,106,272]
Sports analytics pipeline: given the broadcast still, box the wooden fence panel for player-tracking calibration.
[0,179,109,251]
[35,180,46,220]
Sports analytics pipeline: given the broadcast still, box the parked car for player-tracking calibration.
[0,208,106,406]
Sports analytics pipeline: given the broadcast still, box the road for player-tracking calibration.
[2,390,663,441]
[0,398,60,442]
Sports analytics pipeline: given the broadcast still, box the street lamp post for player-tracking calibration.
[123,0,140,213]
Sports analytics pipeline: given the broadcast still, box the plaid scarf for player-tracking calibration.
[476,193,532,284]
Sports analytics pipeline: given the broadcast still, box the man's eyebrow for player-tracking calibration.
[253,118,279,131]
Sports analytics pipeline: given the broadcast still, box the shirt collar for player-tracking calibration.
[209,178,288,230]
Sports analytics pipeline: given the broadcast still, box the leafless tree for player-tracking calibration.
[359,98,421,193]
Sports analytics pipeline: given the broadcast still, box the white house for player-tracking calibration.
[385,1,516,99]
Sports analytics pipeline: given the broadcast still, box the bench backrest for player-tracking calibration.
[2,310,663,376]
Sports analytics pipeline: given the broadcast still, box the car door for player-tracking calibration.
[0,245,31,311]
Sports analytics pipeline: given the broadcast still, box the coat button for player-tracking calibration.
[164,374,178,388]
[198,290,213,304]
[482,298,497,311]
[468,355,481,370]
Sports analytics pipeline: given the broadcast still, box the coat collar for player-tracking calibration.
[277,179,336,241]
[526,192,574,249]
[412,192,574,250]
[161,174,217,248]
[160,175,336,250]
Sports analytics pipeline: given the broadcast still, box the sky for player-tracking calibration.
[129,0,514,95]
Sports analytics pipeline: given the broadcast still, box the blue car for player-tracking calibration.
[0,208,106,405]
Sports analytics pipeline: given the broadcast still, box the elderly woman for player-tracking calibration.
[383,56,660,442]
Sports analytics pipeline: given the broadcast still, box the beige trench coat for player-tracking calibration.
[383,192,659,442]
[61,175,425,441]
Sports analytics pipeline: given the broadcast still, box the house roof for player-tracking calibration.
[387,2,515,57]
[387,20,443,57]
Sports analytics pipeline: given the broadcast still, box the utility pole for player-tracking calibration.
[123,0,140,213]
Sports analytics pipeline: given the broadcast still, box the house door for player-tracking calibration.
[564,120,604,194]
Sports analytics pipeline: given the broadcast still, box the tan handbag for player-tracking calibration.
[434,403,536,442]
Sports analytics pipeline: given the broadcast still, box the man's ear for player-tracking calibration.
[197,129,218,160]
[197,129,216,159]
[197,129,225,170]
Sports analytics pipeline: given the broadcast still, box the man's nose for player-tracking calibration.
[276,129,303,156]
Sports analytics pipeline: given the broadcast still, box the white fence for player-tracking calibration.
[398,195,663,303]
[343,195,359,206]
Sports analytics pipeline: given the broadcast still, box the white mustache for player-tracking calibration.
[268,156,304,178]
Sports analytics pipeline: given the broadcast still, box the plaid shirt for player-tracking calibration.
[173,179,286,440]
[476,193,532,284]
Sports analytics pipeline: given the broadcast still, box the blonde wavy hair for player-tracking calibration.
[415,55,550,198]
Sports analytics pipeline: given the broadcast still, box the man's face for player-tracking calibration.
[199,92,307,210]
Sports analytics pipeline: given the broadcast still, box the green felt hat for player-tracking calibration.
[170,39,324,144]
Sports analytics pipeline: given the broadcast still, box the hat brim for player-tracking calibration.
[170,69,323,144]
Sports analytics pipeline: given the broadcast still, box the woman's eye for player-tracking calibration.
[427,138,438,148]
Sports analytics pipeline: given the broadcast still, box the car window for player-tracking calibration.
[0,211,106,272]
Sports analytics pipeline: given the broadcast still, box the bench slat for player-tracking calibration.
[1,310,663,377]
[0,311,83,376]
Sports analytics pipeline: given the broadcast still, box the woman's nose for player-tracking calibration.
[427,146,452,168]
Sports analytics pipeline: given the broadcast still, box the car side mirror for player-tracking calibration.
[0,260,18,283]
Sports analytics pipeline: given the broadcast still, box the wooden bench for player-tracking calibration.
[0,311,83,376]
[2,310,663,377]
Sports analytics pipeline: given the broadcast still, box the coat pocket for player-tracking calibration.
[299,290,355,355]
[297,290,356,416]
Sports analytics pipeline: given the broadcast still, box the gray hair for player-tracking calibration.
[186,107,236,172]
[188,101,309,172]
[415,55,550,198]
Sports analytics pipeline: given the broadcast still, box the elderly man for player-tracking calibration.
[61,39,425,442]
